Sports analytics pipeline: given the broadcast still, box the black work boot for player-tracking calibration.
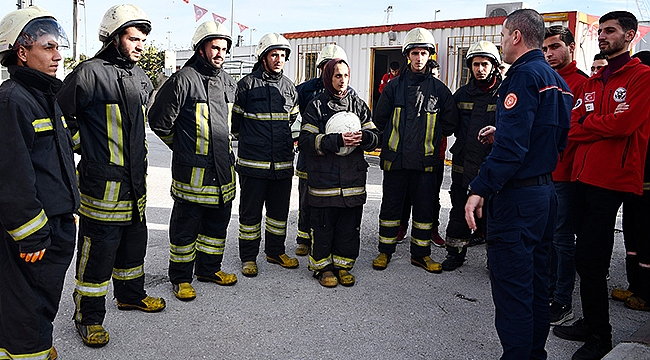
[442,246,467,271]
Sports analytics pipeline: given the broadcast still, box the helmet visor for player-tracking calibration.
[17,18,69,50]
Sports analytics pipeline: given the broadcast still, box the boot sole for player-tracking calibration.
[116,303,166,313]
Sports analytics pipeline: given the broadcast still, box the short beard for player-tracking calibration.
[117,41,135,63]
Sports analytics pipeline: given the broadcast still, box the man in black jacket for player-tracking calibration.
[0,6,79,359]
[149,21,238,301]
[57,4,165,348]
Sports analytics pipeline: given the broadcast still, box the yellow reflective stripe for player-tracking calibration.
[644,182,650,191]
[290,105,299,115]
[112,264,144,281]
[297,230,310,240]
[295,170,308,179]
[413,221,433,231]
[170,242,196,263]
[196,243,224,255]
[424,166,434,172]
[61,115,68,128]
[0,347,51,360]
[237,157,271,169]
[342,187,365,197]
[265,217,286,236]
[160,133,174,145]
[232,104,244,114]
[487,104,497,112]
[274,161,293,170]
[452,164,464,174]
[191,167,205,188]
[242,112,291,121]
[195,103,210,155]
[379,235,397,244]
[74,279,110,297]
[72,130,81,150]
[362,121,377,131]
[301,123,319,133]
[388,108,401,152]
[239,223,261,240]
[457,102,473,110]
[171,243,195,254]
[106,104,124,166]
[103,181,121,202]
[332,254,355,269]
[379,219,400,228]
[78,202,133,222]
[196,233,225,255]
[424,112,437,156]
[315,134,325,155]
[32,118,53,132]
[308,255,332,270]
[411,237,430,247]
[78,236,91,281]
[7,209,48,241]
[80,193,131,211]
[381,159,393,171]
[171,175,236,205]
[309,187,341,197]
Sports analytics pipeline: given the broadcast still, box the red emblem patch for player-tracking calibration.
[585,92,595,102]
[504,93,518,110]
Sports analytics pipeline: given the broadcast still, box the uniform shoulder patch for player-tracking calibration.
[573,98,583,110]
[504,93,517,110]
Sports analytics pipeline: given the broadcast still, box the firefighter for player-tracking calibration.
[295,44,350,256]
[0,6,78,359]
[373,28,459,273]
[299,58,380,287]
[232,33,300,277]
[149,21,238,301]
[442,40,501,272]
[57,4,165,348]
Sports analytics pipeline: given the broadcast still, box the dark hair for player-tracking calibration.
[505,9,545,49]
[389,61,400,70]
[427,59,440,69]
[545,25,575,46]
[118,22,152,38]
[599,11,637,34]
[593,53,607,61]
[633,50,650,66]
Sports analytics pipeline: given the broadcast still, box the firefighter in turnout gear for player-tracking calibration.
[232,33,300,277]
[443,40,501,271]
[373,28,459,273]
[295,44,350,257]
[299,58,379,288]
[149,21,238,301]
[57,4,165,348]
[0,6,78,359]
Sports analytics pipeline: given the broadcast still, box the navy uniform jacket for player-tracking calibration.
[469,50,572,197]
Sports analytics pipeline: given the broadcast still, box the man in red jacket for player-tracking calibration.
[542,25,589,326]
[553,11,650,360]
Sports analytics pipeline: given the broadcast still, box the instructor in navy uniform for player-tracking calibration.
[464,9,573,360]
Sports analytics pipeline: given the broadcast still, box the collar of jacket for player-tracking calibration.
[96,44,136,70]
[261,68,283,82]
[507,49,544,73]
[404,67,430,83]
[185,52,222,77]
[557,60,580,78]
[8,65,62,94]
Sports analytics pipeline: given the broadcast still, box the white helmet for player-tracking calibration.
[466,40,501,68]
[256,33,291,61]
[0,6,69,66]
[98,4,151,43]
[402,27,435,56]
[325,112,362,156]
[192,21,232,52]
[316,44,348,69]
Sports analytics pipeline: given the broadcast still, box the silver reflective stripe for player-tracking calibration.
[361,121,377,130]
[32,118,53,132]
[75,279,110,297]
[112,264,144,280]
[308,254,332,270]
[301,123,319,133]
[333,254,355,268]
[7,209,48,241]
[413,221,433,231]
[379,235,397,245]
[242,112,290,121]
[81,194,131,210]
[195,103,210,155]
[191,167,205,188]
[196,243,224,255]
[309,187,341,197]
[411,237,430,247]
[341,187,365,197]
[238,158,271,169]
[0,347,51,360]
[197,234,225,247]
[104,181,120,202]
[274,161,293,170]
[106,104,124,166]
[379,219,400,227]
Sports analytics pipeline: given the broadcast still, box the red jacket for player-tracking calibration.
[378,72,396,93]
[570,57,650,195]
[553,61,588,181]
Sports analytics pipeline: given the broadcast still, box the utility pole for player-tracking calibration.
[384,5,393,24]
[73,0,78,60]
[17,0,32,10]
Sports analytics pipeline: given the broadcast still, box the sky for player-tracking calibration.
[0,0,643,58]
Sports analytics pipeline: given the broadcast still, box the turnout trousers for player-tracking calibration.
[296,177,312,246]
[168,200,233,284]
[378,169,436,257]
[73,216,148,325]
[622,191,650,301]
[0,214,75,358]
[486,183,556,360]
[238,175,292,262]
[446,171,486,247]
[308,206,363,273]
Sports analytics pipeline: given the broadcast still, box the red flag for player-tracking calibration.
[236,22,248,33]
[212,13,226,24]
[183,0,189,3]
[194,4,208,22]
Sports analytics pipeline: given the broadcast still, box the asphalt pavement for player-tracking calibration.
[50,130,650,359]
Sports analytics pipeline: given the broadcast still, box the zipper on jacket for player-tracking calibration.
[622,137,631,168]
